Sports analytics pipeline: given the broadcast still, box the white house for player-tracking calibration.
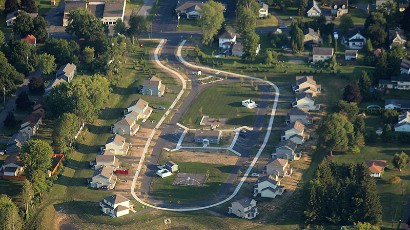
[56,63,77,82]
[19,113,42,138]
[100,194,132,217]
[156,168,173,178]
[395,111,410,132]
[175,1,205,19]
[293,76,321,97]
[366,160,387,178]
[228,198,259,220]
[286,107,311,125]
[242,99,257,109]
[1,155,24,177]
[265,158,292,177]
[90,167,117,189]
[141,76,165,97]
[400,59,410,75]
[345,50,358,60]
[385,99,410,110]
[306,0,321,17]
[281,121,307,144]
[293,93,317,111]
[312,47,334,63]
[218,31,237,49]
[125,98,153,121]
[259,3,269,18]
[104,134,131,156]
[6,10,38,27]
[111,117,140,136]
[347,32,366,49]
[254,175,285,198]
[94,155,120,170]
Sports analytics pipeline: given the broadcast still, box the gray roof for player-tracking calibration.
[6,10,38,21]
[103,1,124,17]
[218,30,236,39]
[234,197,255,208]
[93,167,113,178]
[345,50,358,56]
[64,1,87,13]
[385,99,410,109]
[165,161,177,168]
[296,92,313,101]
[129,98,149,110]
[96,155,115,163]
[312,47,334,56]
[284,120,305,133]
[56,63,76,77]
[104,194,129,205]
[289,107,309,116]
[304,28,319,37]
[296,76,316,86]
[277,139,297,151]
[194,129,221,140]
[266,158,288,169]
[175,0,204,12]
[232,42,243,53]
[106,134,125,145]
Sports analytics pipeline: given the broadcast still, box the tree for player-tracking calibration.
[37,53,56,75]
[21,180,33,219]
[343,84,362,104]
[15,91,31,110]
[401,4,410,33]
[5,39,37,75]
[374,49,388,80]
[381,109,399,124]
[32,16,48,42]
[199,0,225,45]
[354,222,380,230]
[242,31,260,62]
[387,45,405,75]
[0,195,23,230]
[4,0,18,14]
[20,0,37,13]
[0,51,24,93]
[83,46,95,64]
[43,39,80,65]
[128,14,149,44]
[265,50,278,64]
[237,6,257,35]
[269,33,288,47]
[3,112,17,128]
[29,77,45,94]
[319,113,354,155]
[291,23,304,53]
[66,9,105,41]
[358,71,371,100]
[339,14,354,35]
[53,113,80,153]
[364,12,387,47]
[336,100,359,121]
[114,19,126,35]
[20,139,53,181]
[392,152,409,171]
[0,30,5,48]
[13,11,34,38]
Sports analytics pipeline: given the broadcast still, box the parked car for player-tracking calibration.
[157,106,166,110]
[251,173,259,177]
[279,25,288,29]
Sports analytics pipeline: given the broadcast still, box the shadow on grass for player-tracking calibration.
[86,124,111,135]
[75,142,101,154]
[99,108,124,121]
[54,175,88,187]
[226,115,256,126]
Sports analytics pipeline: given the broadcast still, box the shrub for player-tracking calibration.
[389,176,401,184]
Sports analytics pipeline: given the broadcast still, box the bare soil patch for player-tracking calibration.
[173,173,207,186]
[163,150,240,165]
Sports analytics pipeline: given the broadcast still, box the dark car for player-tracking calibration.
[239,130,247,138]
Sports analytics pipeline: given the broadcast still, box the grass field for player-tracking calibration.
[151,162,233,203]
[178,19,201,31]
[257,15,279,27]
[181,83,261,127]
[333,9,367,26]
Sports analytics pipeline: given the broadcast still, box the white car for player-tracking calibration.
[250,173,259,177]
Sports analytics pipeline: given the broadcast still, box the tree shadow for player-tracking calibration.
[100,108,124,121]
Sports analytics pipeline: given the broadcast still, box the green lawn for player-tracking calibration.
[334,9,367,26]
[178,19,201,31]
[256,15,279,27]
[181,83,261,127]
[151,162,233,203]
[0,178,24,200]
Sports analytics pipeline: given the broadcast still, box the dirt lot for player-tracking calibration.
[163,150,240,165]
[130,127,152,158]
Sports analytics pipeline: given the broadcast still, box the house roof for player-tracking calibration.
[104,194,129,205]
[3,154,22,166]
[345,50,358,56]
[106,134,125,145]
[288,107,309,116]
[296,92,313,101]
[385,99,410,109]
[277,139,297,151]
[143,76,162,87]
[175,0,204,12]
[185,4,201,13]
[21,113,42,128]
[331,0,348,7]
[194,129,221,140]
[115,116,135,127]
[165,161,177,168]
[129,98,149,110]
[308,0,321,13]
[285,120,305,133]
[93,167,113,178]
[260,3,268,10]
[373,48,382,58]
[258,174,280,185]
[56,63,76,77]
[21,34,36,44]
[266,158,288,168]
[103,0,125,17]
[96,155,115,163]
[114,204,129,212]
[296,76,316,86]
[232,42,244,53]
[218,30,236,39]
[233,197,255,208]
[64,1,87,13]
[304,28,319,37]
[366,160,387,173]
[6,10,38,21]
[398,111,410,123]
[47,78,67,90]
[312,47,334,56]
[7,132,29,147]
[401,59,410,70]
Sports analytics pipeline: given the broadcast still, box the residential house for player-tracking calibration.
[32,102,45,119]
[111,117,140,136]
[45,78,68,94]
[21,34,36,46]
[385,99,410,110]
[259,3,269,18]
[304,28,322,46]
[379,79,396,89]
[104,134,131,155]
[218,30,237,49]
[6,10,38,27]
[379,76,410,90]
[156,168,172,178]
[281,121,307,144]
[175,1,204,19]
[273,140,301,160]
[194,130,221,144]
[232,43,244,56]
[331,0,348,17]
[125,98,153,121]
[286,107,311,124]
[401,59,410,75]
[90,167,117,189]
[164,161,179,173]
[1,155,24,177]
[347,32,366,49]
[94,155,120,170]
[265,158,292,177]
[312,47,334,63]
[228,198,259,220]
[395,111,410,132]
[6,132,29,155]
[141,76,165,97]
[345,50,358,60]
[100,194,132,217]
[389,28,407,48]
[56,63,77,82]
[124,111,142,122]
[63,0,126,26]
[293,76,321,96]
[366,160,387,178]
[293,93,316,111]
[242,99,257,109]
[254,175,285,198]
[306,0,321,17]
[19,113,42,138]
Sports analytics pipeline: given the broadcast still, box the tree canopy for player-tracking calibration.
[4,0,19,14]
[319,113,354,155]
[364,12,387,47]
[392,152,409,171]
[242,31,260,62]
[37,53,56,75]
[5,39,37,75]
[128,14,149,43]
[13,11,34,38]
[20,140,53,181]
[0,51,24,93]
[43,38,80,65]
[0,195,22,230]
[53,113,81,153]
[199,0,225,45]
[339,14,354,35]
[343,84,362,104]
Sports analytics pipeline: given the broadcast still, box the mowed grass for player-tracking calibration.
[181,83,261,127]
[151,162,233,203]
[178,19,201,31]
[256,15,279,27]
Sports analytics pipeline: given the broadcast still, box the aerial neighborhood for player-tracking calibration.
[0,0,410,229]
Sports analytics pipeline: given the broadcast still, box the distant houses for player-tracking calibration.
[281,121,308,144]
[379,75,410,90]
[292,76,321,97]
[307,0,321,17]
[253,175,285,198]
[331,0,349,17]
[175,0,205,19]
[6,10,38,27]
[394,111,410,132]
[384,99,410,110]
[258,3,269,18]
[366,160,387,178]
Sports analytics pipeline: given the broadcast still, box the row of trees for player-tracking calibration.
[305,160,383,225]
[13,11,47,41]
[5,0,37,14]
[237,0,260,62]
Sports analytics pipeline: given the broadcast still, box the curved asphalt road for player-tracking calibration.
[130,39,280,211]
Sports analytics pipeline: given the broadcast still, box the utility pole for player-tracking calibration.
[3,86,5,107]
